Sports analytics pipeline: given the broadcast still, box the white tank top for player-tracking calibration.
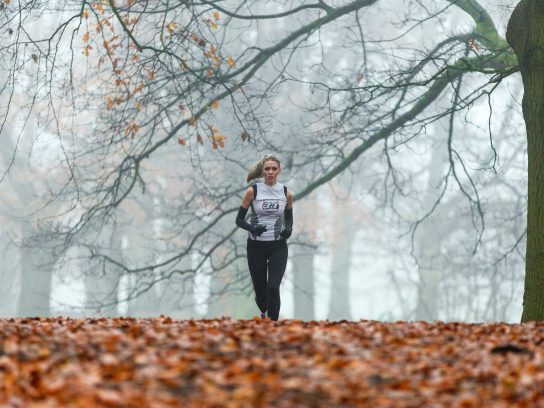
[249,182,287,241]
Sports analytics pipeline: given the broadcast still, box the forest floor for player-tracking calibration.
[0,317,542,407]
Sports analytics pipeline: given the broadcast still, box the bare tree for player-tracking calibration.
[1,0,534,320]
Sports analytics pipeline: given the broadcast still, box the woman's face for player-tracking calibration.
[263,160,280,185]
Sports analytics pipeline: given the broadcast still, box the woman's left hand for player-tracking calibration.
[280,228,292,239]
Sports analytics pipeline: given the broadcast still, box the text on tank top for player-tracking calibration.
[249,182,287,241]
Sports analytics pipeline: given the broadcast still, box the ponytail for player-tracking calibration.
[246,154,281,183]
[246,160,264,183]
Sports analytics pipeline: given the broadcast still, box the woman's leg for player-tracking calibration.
[247,239,268,314]
[266,241,288,320]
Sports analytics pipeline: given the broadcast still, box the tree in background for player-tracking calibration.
[506,0,544,322]
[0,1,535,321]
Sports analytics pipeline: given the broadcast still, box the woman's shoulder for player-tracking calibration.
[243,185,255,199]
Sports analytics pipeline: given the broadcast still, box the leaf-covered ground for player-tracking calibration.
[0,317,543,407]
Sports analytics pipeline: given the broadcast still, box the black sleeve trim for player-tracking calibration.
[235,206,252,231]
[284,207,293,229]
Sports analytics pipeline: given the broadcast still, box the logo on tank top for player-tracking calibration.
[262,200,279,213]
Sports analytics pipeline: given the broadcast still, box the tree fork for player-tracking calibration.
[506,0,544,322]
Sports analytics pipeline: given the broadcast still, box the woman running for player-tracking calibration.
[235,154,293,321]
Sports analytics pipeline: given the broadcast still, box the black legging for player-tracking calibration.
[246,238,288,321]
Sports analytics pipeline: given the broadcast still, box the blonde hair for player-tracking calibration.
[246,154,281,183]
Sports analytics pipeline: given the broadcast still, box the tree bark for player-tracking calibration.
[327,202,354,321]
[414,140,446,321]
[206,237,255,319]
[84,224,122,317]
[292,240,316,320]
[506,0,544,322]
[415,222,442,321]
[17,222,53,317]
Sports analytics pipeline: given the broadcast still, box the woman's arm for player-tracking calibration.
[281,190,293,239]
[241,186,254,209]
[235,187,266,235]
[286,190,293,210]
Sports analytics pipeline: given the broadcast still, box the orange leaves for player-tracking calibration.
[131,82,145,96]
[92,1,106,15]
[0,318,543,406]
[105,96,114,110]
[177,123,226,149]
[96,18,113,33]
[105,95,128,111]
[83,45,93,57]
[165,22,178,34]
[212,134,225,149]
[125,122,139,137]
[81,29,93,56]
[75,3,234,151]
[202,45,235,71]
[205,12,221,29]
[191,34,206,48]
[209,126,225,149]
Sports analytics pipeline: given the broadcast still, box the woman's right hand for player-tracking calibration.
[250,225,267,236]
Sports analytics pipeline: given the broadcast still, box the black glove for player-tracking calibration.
[250,224,267,236]
[236,207,267,236]
[280,228,292,239]
[280,207,293,239]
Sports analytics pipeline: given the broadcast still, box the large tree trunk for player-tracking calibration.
[327,203,354,321]
[207,236,255,319]
[156,252,196,319]
[415,137,447,321]
[126,229,161,317]
[127,277,160,317]
[414,222,441,321]
[506,0,544,322]
[292,239,316,320]
[229,234,257,319]
[84,224,122,317]
[17,222,53,317]
[0,239,19,316]
[291,195,318,321]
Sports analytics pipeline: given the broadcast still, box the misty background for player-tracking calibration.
[0,0,525,322]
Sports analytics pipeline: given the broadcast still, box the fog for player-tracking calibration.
[0,0,526,322]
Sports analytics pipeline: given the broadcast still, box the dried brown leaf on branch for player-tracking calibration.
[0,317,543,407]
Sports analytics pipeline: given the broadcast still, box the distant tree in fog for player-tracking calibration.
[1,1,537,320]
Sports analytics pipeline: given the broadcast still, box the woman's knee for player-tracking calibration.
[267,285,280,297]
